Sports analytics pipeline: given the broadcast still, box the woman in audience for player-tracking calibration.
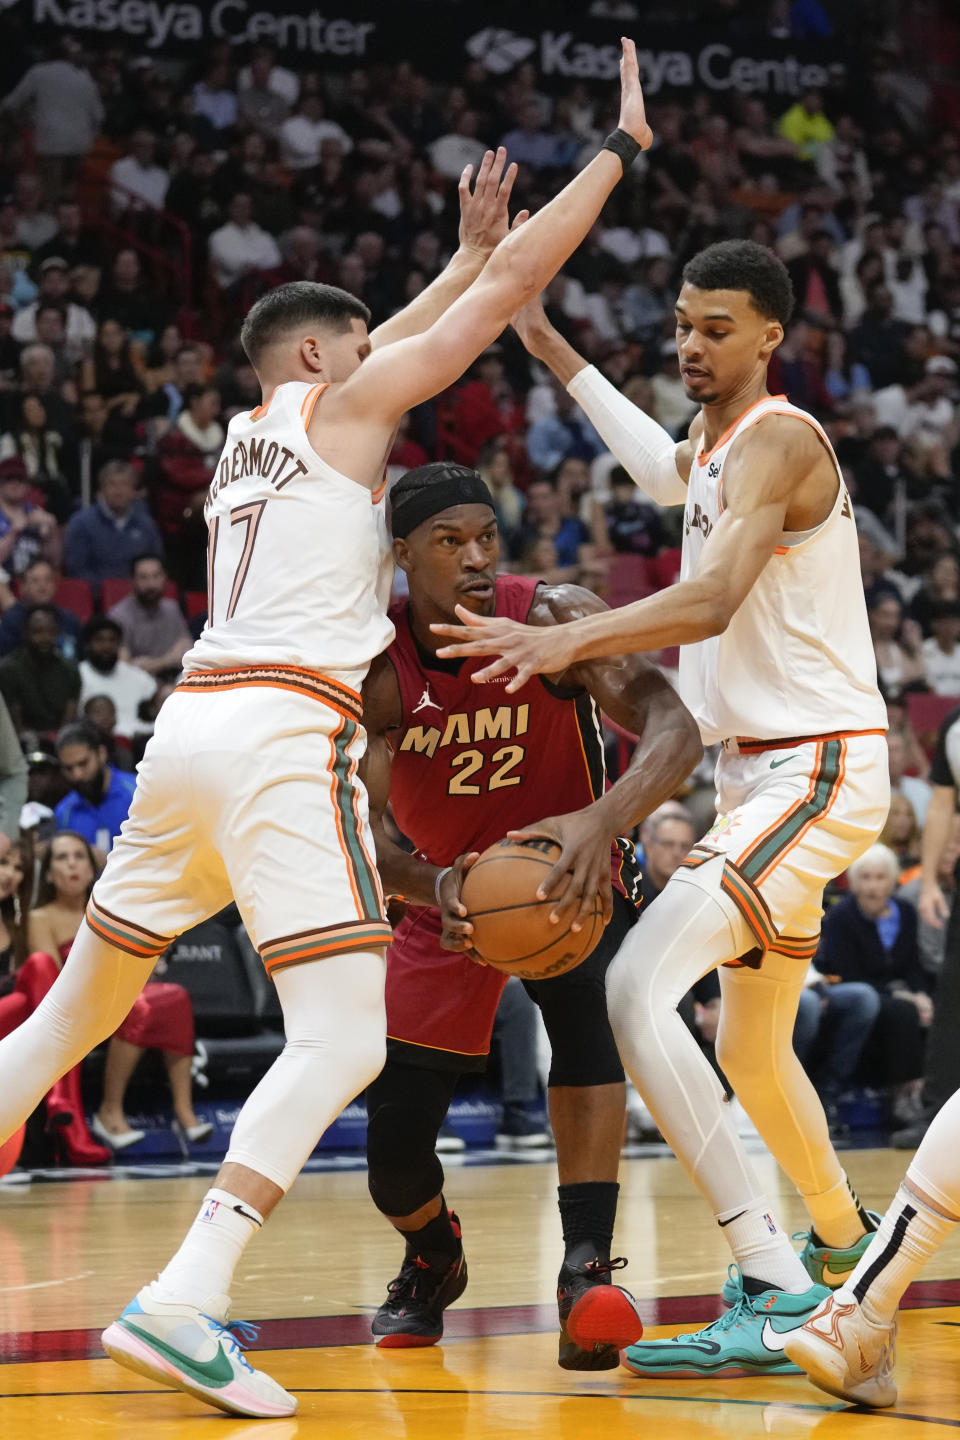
[80,318,143,419]
[817,844,933,1123]
[0,830,109,1164]
[868,590,927,697]
[909,550,960,635]
[880,792,922,883]
[28,830,210,1153]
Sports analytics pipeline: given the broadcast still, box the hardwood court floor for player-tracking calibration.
[2,1144,960,1438]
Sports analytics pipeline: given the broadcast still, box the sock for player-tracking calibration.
[152,1188,263,1311]
[397,1198,460,1269]
[557,1181,619,1267]
[716,1198,812,1294]
[806,1173,876,1250]
[837,1183,958,1327]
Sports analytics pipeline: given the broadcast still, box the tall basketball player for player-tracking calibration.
[433,241,890,1377]
[0,43,654,1418]
[361,461,700,1368]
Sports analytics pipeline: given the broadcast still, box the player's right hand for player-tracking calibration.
[617,38,653,151]
[438,851,484,959]
[920,883,950,929]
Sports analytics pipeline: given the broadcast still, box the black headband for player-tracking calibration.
[390,465,495,540]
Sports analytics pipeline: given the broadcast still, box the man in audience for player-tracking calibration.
[54,718,136,853]
[77,616,156,746]
[0,558,81,659]
[107,554,191,680]
[63,461,164,592]
[0,603,80,733]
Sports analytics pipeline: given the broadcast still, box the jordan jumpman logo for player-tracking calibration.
[413,687,441,714]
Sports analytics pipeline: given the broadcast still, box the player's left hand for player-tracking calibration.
[432,606,576,691]
[507,809,614,930]
[458,147,528,260]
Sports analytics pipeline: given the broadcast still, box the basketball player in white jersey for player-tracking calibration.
[0,43,654,1418]
[433,240,891,1377]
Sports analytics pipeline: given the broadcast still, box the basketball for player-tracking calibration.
[0,1123,25,1179]
[459,836,604,980]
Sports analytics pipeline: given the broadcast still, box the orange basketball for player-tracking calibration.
[0,1123,25,1178]
[459,836,603,980]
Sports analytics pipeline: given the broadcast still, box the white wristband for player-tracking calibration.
[567,365,688,506]
[434,866,453,907]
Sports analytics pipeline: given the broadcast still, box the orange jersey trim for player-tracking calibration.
[732,728,886,755]
[696,394,788,466]
[300,381,328,426]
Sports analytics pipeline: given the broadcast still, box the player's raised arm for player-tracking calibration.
[368,148,526,351]
[512,296,690,504]
[432,415,822,689]
[333,38,651,424]
[507,584,702,921]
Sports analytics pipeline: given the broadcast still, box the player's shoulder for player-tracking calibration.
[362,650,402,732]
[728,406,827,478]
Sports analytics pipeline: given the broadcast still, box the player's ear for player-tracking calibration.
[760,321,784,358]
[392,537,412,574]
[299,334,324,374]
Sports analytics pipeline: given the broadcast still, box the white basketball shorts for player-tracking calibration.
[87,665,391,979]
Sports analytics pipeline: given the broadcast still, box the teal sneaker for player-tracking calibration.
[720,1211,883,1305]
[621,1268,829,1378]
[796,1210,884,1289]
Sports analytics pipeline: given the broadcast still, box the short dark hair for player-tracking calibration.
[682,240,794,325]
[25,602,59,627]
[56,720,102,755]
[82,615,122,646]
[130,551,165,575]
[240,282,371,369]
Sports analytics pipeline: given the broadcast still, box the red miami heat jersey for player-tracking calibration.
[386,574,639,892]
[383,575,641,1069]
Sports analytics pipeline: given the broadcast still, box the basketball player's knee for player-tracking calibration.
[366,1104,444,1216]
[538,980,624,1087]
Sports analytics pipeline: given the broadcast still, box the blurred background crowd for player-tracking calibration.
[0,0,957,1165]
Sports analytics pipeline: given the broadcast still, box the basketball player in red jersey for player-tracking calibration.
[359,462,701,1367]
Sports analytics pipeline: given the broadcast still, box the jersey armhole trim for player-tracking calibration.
[300,382,328,427]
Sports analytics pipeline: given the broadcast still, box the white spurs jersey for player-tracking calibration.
[183,380,394,688]
[678,395,886,745]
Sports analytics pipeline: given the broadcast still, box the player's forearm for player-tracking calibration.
[369,248,486,350]
[521,314,590,388]
[566,366,688,506]
[481,151,623,316]
[591,704,702,837]
[561,578,727,663]
[372,823,444,908]
[921,788,956,888]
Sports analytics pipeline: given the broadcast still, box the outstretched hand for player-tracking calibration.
[458,147,529,260]
[432,605,577,692]
[617,37,653,150]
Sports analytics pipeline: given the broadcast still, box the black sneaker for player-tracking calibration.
[372,1225,468,1348]
[557,1256,643,1371]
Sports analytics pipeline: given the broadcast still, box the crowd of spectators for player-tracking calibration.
[0,8,956,1159]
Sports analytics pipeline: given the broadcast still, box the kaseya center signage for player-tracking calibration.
[16,0,847,96]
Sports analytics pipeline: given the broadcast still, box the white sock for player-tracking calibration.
[804,1173,873,1250]
[717,1199,812,1294]
[151,1188,263,1311]
[836,1183,957,1327]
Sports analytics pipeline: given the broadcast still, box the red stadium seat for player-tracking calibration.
[54,578,93,623]
[652,547,682,589]
[184,590,207,619]
[605,554,656,609]
[906,692,959,761]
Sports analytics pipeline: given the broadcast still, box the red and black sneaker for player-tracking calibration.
[558,1256,644,1371]
[372,1220,468,1348]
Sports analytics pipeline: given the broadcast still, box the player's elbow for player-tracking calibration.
[484,231,542,308]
